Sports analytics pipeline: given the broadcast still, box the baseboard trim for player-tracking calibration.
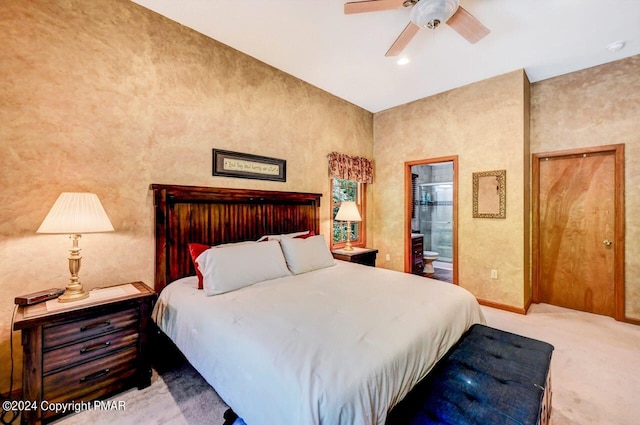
[477,298,527,315]
[623,316,640,326]
[479,299,640,324]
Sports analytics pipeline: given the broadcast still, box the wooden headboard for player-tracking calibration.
[150,184,322,293]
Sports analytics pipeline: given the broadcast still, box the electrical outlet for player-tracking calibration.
[491,269,498,279]
[385,254,391,262]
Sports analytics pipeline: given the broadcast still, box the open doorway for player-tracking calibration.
[405,156,458,284]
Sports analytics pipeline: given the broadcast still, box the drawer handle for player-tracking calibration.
[81,320,111,332]
[80,368,111,382]
[80,341,111,354]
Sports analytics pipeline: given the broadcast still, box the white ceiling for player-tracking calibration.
[130,0,640,113]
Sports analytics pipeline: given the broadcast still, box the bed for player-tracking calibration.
[149,184,485,425]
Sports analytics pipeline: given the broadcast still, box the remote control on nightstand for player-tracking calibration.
[14,288,65,305]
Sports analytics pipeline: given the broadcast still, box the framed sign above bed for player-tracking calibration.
[213,149,286,182]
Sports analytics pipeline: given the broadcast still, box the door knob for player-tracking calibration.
[603,239,613,247]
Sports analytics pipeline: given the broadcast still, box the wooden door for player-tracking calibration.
[536,148,622,317]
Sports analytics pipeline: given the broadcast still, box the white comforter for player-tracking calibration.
[152,261,485,425]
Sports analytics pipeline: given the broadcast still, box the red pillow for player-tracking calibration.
[188,243,210,289]
[294,231,315,239]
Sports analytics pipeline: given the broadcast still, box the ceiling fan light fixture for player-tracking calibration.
[410,0,460,29]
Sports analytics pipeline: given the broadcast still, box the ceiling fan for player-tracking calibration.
[344,0,490,56]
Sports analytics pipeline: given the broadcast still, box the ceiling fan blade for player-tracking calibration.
[446,5,490,44]
[385,22,420,57]
[344,0,407,15]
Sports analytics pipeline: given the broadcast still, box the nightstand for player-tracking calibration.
[332,247,378,267]
[13,281,155,424]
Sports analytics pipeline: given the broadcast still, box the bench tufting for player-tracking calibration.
[387,324,554,425]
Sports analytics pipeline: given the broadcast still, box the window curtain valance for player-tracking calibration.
[327,152,374,184]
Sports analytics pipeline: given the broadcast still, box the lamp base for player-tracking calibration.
[343,219,354,251]
[58,234,89,302]
[58,286,89,302]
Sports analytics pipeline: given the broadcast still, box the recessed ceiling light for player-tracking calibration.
[397,57,410,65]
[606,40,625,52]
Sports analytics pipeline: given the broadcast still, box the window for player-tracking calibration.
[331,178,366,248]
[327,152,372,249]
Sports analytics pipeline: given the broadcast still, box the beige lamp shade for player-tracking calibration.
[335,201,362,222]
[37,192,114,234]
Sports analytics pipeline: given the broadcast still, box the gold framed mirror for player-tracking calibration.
[473,170,506,218]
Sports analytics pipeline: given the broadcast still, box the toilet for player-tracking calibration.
[423,251,439,276]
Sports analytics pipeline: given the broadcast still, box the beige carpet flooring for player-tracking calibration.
[54,303,640,425]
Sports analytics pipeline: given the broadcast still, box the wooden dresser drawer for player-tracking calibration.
[43,307,138,348]
[43,346,138,403]
[43,327,139,373]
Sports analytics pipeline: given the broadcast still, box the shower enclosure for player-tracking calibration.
[418,183,453,262]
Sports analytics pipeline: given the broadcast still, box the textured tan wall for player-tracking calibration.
[373,70,529,309]
[0,0,372,392]
[530,55,640,320]
[522,74,532,306]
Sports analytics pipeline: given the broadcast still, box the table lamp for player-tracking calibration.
[37,192,114,302]
[335,201,362,251]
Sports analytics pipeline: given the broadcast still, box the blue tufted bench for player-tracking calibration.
[387,324,553,425]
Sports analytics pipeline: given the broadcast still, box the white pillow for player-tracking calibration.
[256,230,310,242]
[279,235,336,275]
[198,240,291,295]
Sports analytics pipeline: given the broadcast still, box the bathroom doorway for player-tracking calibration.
[405,156,458,284]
